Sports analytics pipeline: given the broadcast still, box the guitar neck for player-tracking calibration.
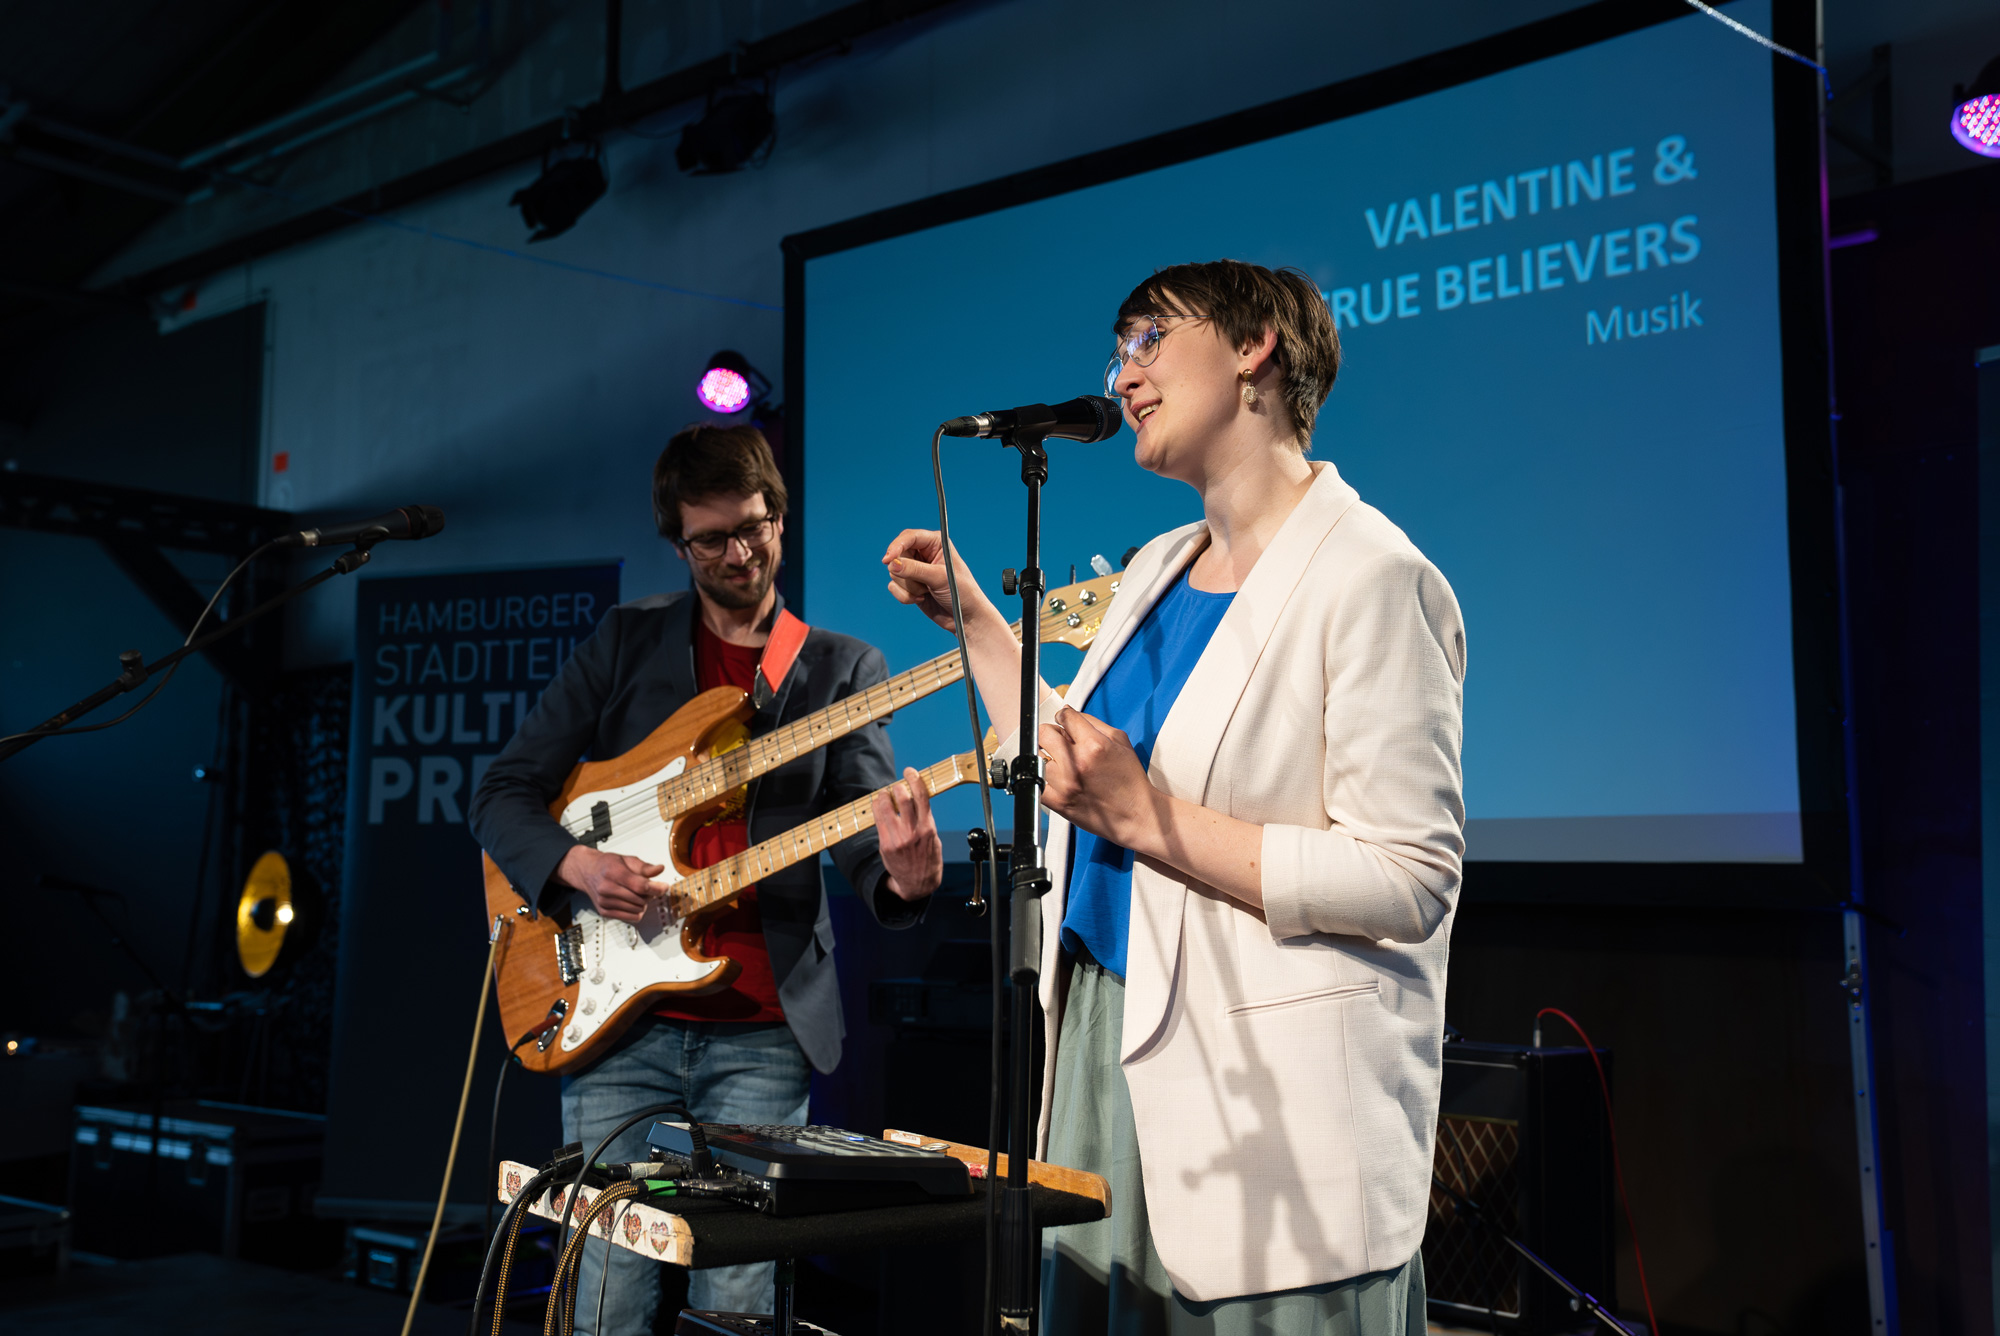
[683,751,985,910]
[654,570,1114,820]
[655,643,971,815]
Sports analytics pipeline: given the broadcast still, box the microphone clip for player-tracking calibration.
[330,534,382,575]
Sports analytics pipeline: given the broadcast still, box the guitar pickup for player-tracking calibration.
[577,801,613,848]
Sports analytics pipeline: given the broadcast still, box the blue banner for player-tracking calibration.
[324,561,621,1212]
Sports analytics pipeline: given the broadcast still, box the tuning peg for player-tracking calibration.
[1090,554,1113,577]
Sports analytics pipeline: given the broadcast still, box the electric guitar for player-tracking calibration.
[482,572,1119,1072]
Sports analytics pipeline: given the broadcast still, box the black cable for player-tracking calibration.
[0,538,277,747]
[984,846,1003,1336]
[486,1028,545,1238]
[484,1061,511,1240]
[592,1200,617,1336]
[560,1104,707,1261]
[928,423,1002,897]
[927,418,1009,1334]
[468,1162,559,1336]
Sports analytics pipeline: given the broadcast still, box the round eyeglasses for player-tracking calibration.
[1103,314,1198,397]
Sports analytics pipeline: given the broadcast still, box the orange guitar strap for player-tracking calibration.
[752,609,810,711]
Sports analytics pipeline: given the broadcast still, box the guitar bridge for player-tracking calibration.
[555,925,584,985]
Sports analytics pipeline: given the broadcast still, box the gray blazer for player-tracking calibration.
[468,588,918,1074]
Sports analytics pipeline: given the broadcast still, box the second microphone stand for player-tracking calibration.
[0,539,382,763]
[997,423,1055,1333]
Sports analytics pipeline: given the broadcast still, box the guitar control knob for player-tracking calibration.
[581,998,597,1015]
[590,968,605,985]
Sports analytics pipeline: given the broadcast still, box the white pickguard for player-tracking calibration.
[551,756,731,1052]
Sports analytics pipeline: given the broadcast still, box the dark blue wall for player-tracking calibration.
[1828,161,1996,1336]
[0,304,266,1056]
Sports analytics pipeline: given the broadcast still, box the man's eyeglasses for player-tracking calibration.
[1104,314,1200,396]
[679,516,776,560]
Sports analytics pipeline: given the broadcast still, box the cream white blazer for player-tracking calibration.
[999,461,1466,1302]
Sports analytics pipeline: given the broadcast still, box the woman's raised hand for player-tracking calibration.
[884,526,1026,736]
[883,528,994,634]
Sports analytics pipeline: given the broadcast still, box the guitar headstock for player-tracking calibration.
[921,750,993,794]
[1036,572,1119,650]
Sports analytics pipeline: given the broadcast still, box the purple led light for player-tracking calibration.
[1953,94,2000,157]
[697,365,753,413]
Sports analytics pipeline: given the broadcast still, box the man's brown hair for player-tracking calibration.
[652,423,788,541]
[1115,260,1340,448]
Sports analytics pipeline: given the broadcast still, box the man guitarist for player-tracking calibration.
[469,423,943,1328]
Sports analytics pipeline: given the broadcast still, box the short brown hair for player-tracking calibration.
[652,423,788,540]
[1116,260,1340,448]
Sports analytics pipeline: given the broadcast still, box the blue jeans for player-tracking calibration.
[560,1017,810,1335]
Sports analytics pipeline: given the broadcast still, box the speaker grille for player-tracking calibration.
[1424,1115,1522,1319]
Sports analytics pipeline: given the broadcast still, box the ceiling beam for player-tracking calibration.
[99,0,965,301]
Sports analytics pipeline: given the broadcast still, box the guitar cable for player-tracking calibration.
[471,1158,564,1336]
[485,1022,549,1239]
[547,1180,644,1336]
[400,925,499,1336]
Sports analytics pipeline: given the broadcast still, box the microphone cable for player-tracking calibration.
[925,420,1006,1335]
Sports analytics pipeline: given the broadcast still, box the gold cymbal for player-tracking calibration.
[236,850,297,979]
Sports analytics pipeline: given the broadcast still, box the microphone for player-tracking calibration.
[942,395,1122,443]
[278,505,446,547]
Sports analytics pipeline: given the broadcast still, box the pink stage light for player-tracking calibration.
[1954,94,2000,157]
[1953,58,2000,158]
[697,365,753,413]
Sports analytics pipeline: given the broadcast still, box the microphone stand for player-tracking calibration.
[997,422,1055,1333]
[0,539,382,763]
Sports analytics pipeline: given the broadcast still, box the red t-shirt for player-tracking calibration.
[654,620,787,1023]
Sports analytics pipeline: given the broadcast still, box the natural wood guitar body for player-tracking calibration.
[483,686,755,1075]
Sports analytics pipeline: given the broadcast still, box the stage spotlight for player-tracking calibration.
[1952,56,2000,157]
[510,139,608,241]
[697,350,770,414]
[676,86,776,175]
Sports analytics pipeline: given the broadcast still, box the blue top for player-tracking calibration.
[1061,564,1236,977]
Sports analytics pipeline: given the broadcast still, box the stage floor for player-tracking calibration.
[0,1252,542,1334]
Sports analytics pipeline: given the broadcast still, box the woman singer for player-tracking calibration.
[883,259,1466,1335]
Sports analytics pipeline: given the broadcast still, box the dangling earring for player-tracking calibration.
[1240,370,1259,406]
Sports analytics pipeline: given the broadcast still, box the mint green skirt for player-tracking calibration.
[1040,956,1426,1336]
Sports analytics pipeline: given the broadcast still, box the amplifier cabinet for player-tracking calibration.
[68,1099,333,1263]
[1422,1041,1615,1333]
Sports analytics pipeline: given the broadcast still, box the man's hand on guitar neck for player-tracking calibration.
[557,846,667,924]
[875,765,944,903]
